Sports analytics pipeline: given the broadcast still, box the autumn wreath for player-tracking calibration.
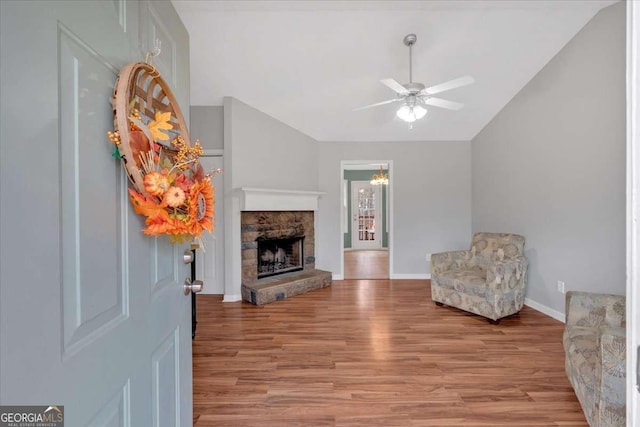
[108,62,215,243]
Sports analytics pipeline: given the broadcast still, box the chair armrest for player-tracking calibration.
[431,250,472,275]
[598,326,626,408]
[565,291,626,328]
[486,257,528,290]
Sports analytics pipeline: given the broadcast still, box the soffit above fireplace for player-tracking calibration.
[237,187,325,211]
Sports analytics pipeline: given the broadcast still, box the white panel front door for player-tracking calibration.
[196,156,225,294]
[351,181,382,250]
[0,1,192,425]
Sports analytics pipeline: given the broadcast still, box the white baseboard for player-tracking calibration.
[390,273,431,280]
[222,294,242,302]
[524,297,565,323]
[332,274,344,280]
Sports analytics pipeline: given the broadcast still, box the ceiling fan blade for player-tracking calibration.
[423,75,475,95]
[423,97,464,111]
[380,78,409,95]
[353,98,401,111]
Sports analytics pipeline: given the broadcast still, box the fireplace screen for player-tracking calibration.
[257,237,304,278]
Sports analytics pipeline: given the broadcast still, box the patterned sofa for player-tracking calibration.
[563,291,626,426]
[430,232,528,323]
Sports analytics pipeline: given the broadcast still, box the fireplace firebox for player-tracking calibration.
[241,211,315,285]
[257,237,304,278]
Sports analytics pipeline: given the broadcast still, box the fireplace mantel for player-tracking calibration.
[237,187,324,211]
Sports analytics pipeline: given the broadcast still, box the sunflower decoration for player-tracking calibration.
[108,62,220,244]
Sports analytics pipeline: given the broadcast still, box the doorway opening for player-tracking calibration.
[340,161,392,279]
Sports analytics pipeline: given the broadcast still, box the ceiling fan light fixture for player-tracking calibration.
[396,104,426,123]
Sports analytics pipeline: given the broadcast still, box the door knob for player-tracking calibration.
[183,249,194,264]
[183,277,203,295]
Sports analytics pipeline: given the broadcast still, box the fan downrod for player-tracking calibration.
[403,34,417,47]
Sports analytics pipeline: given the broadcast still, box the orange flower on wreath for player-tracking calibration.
[186,178,214,236]
[128,176,214,240]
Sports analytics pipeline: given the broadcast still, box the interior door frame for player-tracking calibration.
[340,160,393,280]
[197,149,224,295]
[626,0,639,421]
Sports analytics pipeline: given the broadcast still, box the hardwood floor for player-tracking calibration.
[193,280,586,426]
[344,250,389,279]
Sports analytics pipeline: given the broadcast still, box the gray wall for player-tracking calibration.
[316,141,471,277]
[226,97,319,190]
[190,105,224,149]
[223,96,319,298]
[471,2,626,315]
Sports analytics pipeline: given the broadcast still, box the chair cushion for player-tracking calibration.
[435,268,488,297]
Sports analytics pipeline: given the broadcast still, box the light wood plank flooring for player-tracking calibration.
[193,280,585,426]
[344,250,389,279]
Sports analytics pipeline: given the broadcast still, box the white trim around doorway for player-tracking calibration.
[626,0,639,421]
[340,160,394,279]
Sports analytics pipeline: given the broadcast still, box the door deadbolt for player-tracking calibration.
[183,249,194,264]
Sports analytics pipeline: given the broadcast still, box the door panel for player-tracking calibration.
[153,240,179,293]
[152,329,180,427]
[0,1,192,425]
[87,381,130,426]
[351,181,382,250]
[59,22,127,356]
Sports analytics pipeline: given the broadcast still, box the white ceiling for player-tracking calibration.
[173,0,617,142]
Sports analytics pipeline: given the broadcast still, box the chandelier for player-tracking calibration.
[370,165,389,186]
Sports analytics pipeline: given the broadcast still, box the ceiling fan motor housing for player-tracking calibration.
[403,82,425,94]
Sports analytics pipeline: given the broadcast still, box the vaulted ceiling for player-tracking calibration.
[173,0,617,142]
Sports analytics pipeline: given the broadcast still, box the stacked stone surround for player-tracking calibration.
[241,211,331,305]
[241,211,315,285]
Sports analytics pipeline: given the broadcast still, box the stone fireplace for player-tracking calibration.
[238,188,331,305]
[241,211,315,285]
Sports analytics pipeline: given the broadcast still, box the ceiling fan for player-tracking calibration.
[355,34,474,124]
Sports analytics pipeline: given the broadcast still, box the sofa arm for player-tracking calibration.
[486,257,528,291]
[565,291,626,328]
[431,250,472,275]
[598,326,626,412]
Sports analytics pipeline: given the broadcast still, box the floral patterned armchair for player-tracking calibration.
[563,291,626,426]
[430,232,528,323]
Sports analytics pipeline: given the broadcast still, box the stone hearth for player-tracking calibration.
[241,269,332,305]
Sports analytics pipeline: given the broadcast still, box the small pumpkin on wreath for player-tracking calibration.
[108,62,218,244]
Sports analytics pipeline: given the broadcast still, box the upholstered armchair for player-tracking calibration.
[430,232,529,323]
[563,291,626,426]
